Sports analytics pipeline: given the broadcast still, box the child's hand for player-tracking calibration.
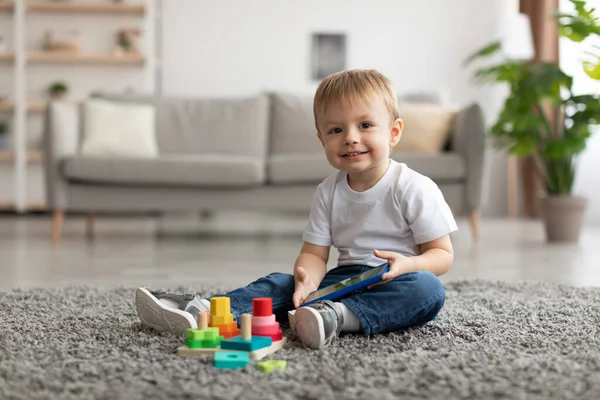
[293,266,318,308]
[373,249,414,282]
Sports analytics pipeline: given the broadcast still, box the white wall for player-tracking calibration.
[560,0,600,225]
[161,0,518,217]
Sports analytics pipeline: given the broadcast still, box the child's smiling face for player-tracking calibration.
[316,95,402,184]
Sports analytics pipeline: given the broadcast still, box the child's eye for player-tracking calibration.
[360,122,373,129]
[329,127,343,134]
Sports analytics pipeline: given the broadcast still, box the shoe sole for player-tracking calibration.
[135,287,196,334]
[294,306,325,349]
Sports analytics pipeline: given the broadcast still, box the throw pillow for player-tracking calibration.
[393,103,457,154]
[80,99,158,157]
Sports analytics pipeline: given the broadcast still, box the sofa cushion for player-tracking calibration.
[393,103,457,154]
[62,155,265,188]
[269,93,323,155]
[391,153,465,180]
[268,154,336,184]
[268,152,465,184]
[91,92,270,158]
[80,99,159,158]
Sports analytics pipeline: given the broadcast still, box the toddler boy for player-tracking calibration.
[135,69,457,349]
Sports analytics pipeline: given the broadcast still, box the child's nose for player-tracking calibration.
[344,129,359,145]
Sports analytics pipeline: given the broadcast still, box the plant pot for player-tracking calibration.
[50,92,67,100]
[539,195,588,243]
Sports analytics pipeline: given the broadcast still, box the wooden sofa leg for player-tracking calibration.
[52,211,64,242]
[86,214,96,239]
[468,209,480,240]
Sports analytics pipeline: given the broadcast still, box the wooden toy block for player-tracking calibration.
[251,314,276,326]
[211,314,234,325]
[241,314,251,340]
[187,328,204,341]
[200,339,222,348]
[177,346,221,356]
[177,337,287,360]
[213,321,238,332]
[210,297,231,317]
[253,298,272,317]
[214,351,250,369]
[220,335,272,352]
[185,337,222,349]
[261,330,283,342]
[186,327,220,341]
[221,331,240,339]
[252,323,280,336]
[198,310,209,330]
[210,321,240,338]
[247,337,287,360]
[201,328,220,341]
[257,360,287,373]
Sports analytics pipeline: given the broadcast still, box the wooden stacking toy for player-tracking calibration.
[209,297,240,339]
[250,298,283,341]
[177,297,287,361]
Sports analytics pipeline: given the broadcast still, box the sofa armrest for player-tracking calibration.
[450,103,486,212]
[42,101,80,210]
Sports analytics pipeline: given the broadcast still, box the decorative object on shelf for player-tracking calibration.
[0,120,9,149]
[113,28,141,55]
[43,30,81,53]
[464,1,600,243]
[47,81,69,100]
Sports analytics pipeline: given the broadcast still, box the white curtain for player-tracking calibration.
[560,0,600,225]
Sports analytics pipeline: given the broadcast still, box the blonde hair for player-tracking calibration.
[313,69,400,131]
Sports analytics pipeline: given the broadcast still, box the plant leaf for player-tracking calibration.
[463,41,502,67]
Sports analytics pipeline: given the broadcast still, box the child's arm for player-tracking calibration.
[374,234,454,281]
[292,242,329,307]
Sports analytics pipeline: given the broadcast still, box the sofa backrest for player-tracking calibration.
[92,93,270,158]
[268,92,323,156]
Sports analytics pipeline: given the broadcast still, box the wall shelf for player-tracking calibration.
[28,51,145,65]
[0,53,15,62]
[0,202,47,211]
[0,149,43,164]
[27,2,145,15]
[0,2,14,12]
[0,101,47,113]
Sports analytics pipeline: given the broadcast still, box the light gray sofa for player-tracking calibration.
[43,92,485,241]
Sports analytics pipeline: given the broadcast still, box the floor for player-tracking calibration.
[1,211,600,291]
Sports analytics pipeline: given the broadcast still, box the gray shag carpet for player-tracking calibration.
[1,280,600,400]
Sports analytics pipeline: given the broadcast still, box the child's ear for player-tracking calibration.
[390,118,403,147]
[316,131,325,147]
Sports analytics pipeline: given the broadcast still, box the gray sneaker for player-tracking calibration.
[135,288,207,334]
[294,300,344,349]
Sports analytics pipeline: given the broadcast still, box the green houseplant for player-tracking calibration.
[48,81,69,99]
[465,0,600,242]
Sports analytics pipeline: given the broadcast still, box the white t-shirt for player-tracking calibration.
[302,159,458,267]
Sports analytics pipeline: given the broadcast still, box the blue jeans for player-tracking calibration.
[210,265,445,335]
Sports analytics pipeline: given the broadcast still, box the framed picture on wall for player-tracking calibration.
[311,33,346,80]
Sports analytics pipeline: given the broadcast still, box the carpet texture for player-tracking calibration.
[1,280,599,400]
